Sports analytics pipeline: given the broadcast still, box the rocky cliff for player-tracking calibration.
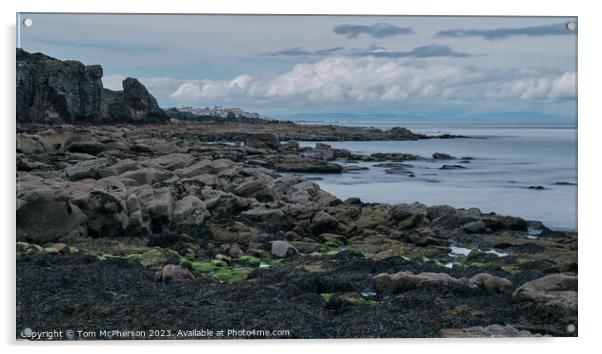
[16,49,167,124]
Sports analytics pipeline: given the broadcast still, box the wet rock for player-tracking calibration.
[271,240,299,258]
[440,164,467,170]
[154,264,195,283]
[483,215,528,231]
[432,152,454,160]
[528,185,546,190]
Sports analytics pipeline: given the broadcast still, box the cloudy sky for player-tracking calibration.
[18,14,577,120]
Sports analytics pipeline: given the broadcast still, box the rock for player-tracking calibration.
[274,157,343,173]
[310,211,340,234]
[172,195,210,227]
[17,187,87,242]
[384,127,417,139]
[137,187,174,226]
[228,244,244,258]
[17,50,104,123]
[432,152,454,159]
[279,139,299,152]
[154,264,195,283]
[513,274,577,313]
[16,49,167,124]
[483,215,528,231]
[120,167,172,186]
[245,133,280,150]
[66,142,107,155]
[528,185,546,190]
[73,190,129,238]
[107,78,168,123]
[371,245,401,261]
[241,207,285,222]
[177,159,235,178]
[145,153,194,170]
[440,164,467,170]
[270,240,298,258]
[17,135,46,154]
[50,243,69,254]
[469,273,514,293]
[462,220,487,234]
[372,271,475,294]
[234,177,271,197]
[130,144,154,153]
[441,324,545,338]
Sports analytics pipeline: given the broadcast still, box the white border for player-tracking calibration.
[2,0,600,353]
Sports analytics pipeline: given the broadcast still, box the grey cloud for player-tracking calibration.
[263,44,476,58]
[437,23,575,40]
[352,44,477,58]
[262,47,345,56]
[334,23,414,38]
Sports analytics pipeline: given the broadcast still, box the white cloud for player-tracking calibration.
[109,57,576,109]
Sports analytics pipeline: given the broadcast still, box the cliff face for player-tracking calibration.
[16,49,167,124]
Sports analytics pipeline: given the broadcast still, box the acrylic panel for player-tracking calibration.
[16,13,577,340]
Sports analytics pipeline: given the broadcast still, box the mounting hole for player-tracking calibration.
[22,18,33,28]
[567,324,576,333]
[566,22,576,31]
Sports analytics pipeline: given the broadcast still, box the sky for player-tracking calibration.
[18,14,577,121]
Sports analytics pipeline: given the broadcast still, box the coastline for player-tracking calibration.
[17,122,577,338]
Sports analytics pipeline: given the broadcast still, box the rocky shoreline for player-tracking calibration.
[17,122,577,339]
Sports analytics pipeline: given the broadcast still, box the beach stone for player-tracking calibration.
[311,211,340,234]
[271,240,298,258]
[469,273,514,293]
[155,264,195,283]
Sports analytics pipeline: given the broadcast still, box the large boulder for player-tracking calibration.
[17,187,87,242]
[310,211,340,234]
[270,240,298,258]
[513,274,577,313]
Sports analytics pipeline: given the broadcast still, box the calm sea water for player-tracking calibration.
[295,122,577,231]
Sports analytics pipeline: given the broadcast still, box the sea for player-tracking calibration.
[290,120,577,231]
